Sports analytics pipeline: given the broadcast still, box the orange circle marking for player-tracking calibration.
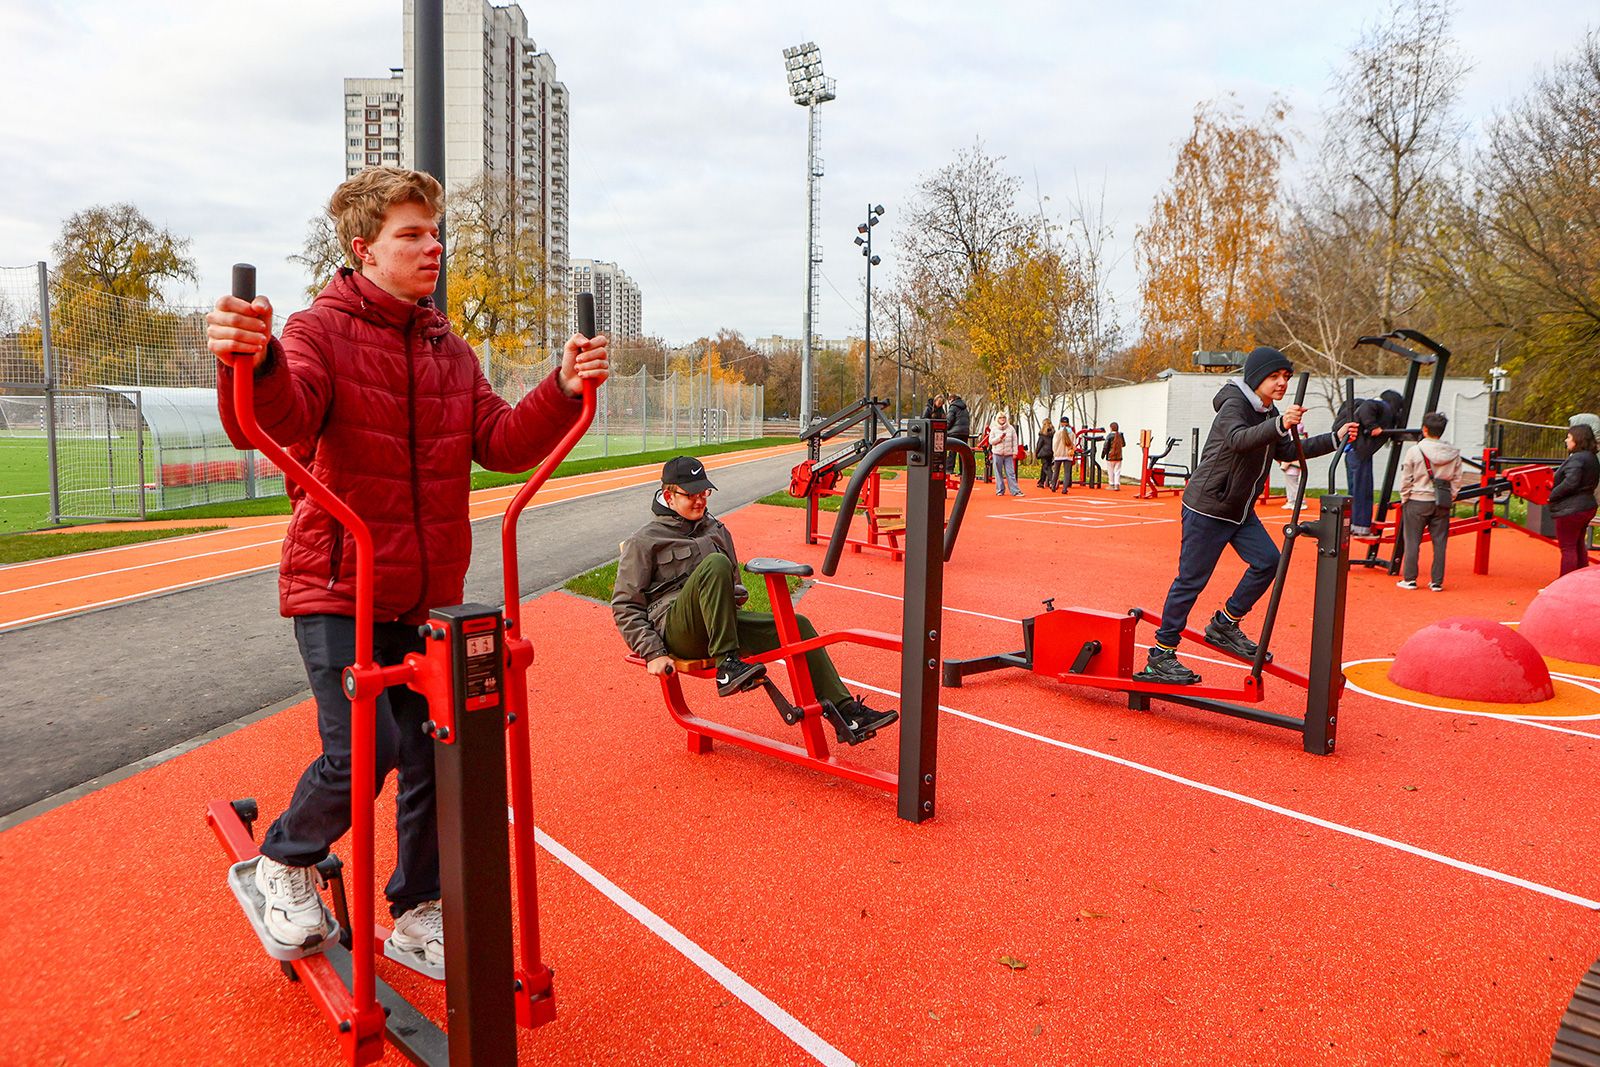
[1343,659,1600,719]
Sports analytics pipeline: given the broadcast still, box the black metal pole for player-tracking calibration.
[898,417,942,823]
[415,0,447,310]
[430,604,518,1067]
[863,206,874,443]
[1303,495,1350,755]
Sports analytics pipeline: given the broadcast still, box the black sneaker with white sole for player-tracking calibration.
[1203,611,1269,662]
[1133,647,1202,686]
[821,696,899,745]
[715,652,766,697]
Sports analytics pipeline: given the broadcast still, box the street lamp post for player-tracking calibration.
[782,43,836,430]
[854,203,884,441]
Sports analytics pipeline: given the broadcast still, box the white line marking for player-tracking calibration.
[534,828,854,1066]
[2,537,285,596]
[0,521,288,574]
[843,677,1600,911]
[0,564,277,631]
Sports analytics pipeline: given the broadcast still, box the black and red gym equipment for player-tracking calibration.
[946,373,1352,755]
[208,268,595,1065]
[790,397,909,560]
[632,417,974,822]
[1137,429,1196,499]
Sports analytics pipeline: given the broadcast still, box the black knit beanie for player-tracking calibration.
[1242,346,1294,390]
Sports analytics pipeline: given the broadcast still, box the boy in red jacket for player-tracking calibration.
[206,167,608,969]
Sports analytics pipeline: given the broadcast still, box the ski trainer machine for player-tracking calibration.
[945,374,1353,755]
[1137,430,1198,499]
[630,417,975,822]
[207,268,598,1065]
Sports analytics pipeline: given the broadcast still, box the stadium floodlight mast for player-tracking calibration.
[782,41,836,429]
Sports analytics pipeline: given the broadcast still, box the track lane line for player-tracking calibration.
[533,828,854,1066]
[842,677,1600,912]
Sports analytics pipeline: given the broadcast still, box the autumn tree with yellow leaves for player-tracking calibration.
[1131,97,1290,381]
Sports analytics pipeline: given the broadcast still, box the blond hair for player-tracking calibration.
[328,167,445,267]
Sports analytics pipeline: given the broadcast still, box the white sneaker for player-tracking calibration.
[389,899,445,971]
[1429,582,1444,592]
[254,856,333,950]
[1396,579,1418,590]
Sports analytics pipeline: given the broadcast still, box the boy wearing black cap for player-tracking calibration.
[1137,347,1357,685]
[612,456,899,744]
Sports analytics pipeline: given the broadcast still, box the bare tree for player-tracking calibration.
[1326,0,1468,332]
[288,211,346,303]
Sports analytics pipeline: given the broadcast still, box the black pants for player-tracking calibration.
[1035,452,1054,487]
[1557,508,1597,575]
[946,435,969,482]
[1154,508,1279,648]
[260,614,439,918]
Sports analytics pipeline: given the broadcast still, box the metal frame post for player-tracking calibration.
[897,417,945,822]
[415,0,447,310]
[430,603,519,1066]
[38,262,61,525]
[1303,494,1351,755]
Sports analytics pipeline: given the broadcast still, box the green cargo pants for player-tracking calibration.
[660,554,849,706]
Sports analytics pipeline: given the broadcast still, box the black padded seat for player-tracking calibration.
[745,557,814,577]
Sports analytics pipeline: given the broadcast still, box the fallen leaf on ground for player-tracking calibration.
[998,955,1028,970]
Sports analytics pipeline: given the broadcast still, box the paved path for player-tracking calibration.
[0,448,800,817]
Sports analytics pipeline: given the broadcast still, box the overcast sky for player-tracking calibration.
[1,1,1592,345]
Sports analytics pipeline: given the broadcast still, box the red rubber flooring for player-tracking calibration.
[2,486,1596,1065]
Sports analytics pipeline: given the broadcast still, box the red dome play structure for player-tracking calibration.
[1388,617,1555,704]
[1519,567,1600,667]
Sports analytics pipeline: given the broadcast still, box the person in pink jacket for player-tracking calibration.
[206,167,609,970]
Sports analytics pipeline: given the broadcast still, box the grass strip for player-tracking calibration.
[564,559,802,612]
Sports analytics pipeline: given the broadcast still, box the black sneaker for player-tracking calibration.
[1133,647,1201,686]
[1203,611,1269,662]
[715,653,766,697]
[821,696,899,745]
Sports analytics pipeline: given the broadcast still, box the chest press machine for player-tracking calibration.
[208,271,596,1065]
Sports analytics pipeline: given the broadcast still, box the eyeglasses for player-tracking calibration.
[669,488,712,500]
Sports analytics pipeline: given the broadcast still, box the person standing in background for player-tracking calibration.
[1052,422,1074,494]
[1103,422,1126,490]
[1549,423,1600,575]
[1035,419,1056,489]
[1394,412,1463,591]
[990,413,1022,497]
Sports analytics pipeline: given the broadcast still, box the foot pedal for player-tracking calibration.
[227,857,341,963]
[760,680,804,726]
[384,937,446,981]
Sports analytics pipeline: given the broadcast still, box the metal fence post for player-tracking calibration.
[38,261,61,525]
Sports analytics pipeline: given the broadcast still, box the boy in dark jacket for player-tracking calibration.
[1137,347,1356,685]
[612,457,898,743]
[206,167,609,968]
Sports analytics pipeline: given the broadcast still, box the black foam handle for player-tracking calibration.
[1292,371,1309,407]
[577,292,596,339]
[232,263,256,302]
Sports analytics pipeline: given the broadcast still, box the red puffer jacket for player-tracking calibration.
[219,268,582,623]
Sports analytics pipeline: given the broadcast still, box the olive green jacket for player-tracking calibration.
[611,493,738,661]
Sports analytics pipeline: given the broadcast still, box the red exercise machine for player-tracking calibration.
[1137,429,1194,499]
[946,374,1353,755]
[631,416,975,822]
[207,268,595,1065]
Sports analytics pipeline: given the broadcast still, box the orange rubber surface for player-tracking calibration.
[3,486,1599,1064]
[0,445,801,632]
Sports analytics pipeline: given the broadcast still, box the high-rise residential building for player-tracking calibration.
[569,259,642,341]
[347,2,570,339]
[342,71,406,176]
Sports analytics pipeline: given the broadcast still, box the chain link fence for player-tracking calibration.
[0,263,762,530]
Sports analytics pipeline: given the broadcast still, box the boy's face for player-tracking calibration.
[354,199,443,303]
[1256,369,1292,403]
[665,486,710,521]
